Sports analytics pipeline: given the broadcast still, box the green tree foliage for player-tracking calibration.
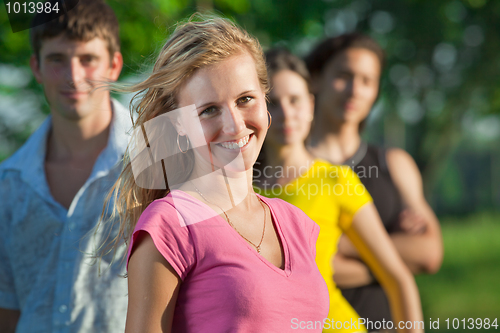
[1,0,499,213]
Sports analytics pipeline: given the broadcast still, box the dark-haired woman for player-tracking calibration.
[305,33,443,329]
[256,48,424,333]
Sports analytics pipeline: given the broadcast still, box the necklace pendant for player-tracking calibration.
[256,246,261,254]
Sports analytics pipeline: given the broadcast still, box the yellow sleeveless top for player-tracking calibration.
[256,160,372,332]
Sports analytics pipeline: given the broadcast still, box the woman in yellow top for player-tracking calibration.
[255,48,423,333]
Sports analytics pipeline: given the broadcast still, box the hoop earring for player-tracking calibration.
[177,134,190,154]
[267,110,272,129]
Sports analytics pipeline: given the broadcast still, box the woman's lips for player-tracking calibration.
[216,134,252,149]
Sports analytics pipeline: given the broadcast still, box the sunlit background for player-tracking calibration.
[1,0,499,331]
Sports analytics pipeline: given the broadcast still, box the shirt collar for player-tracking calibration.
[89,99,131,182]
[1,99,132,189]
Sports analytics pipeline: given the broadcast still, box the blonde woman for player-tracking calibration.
[105,17,329,333]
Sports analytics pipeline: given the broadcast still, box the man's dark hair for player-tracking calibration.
[265,48,312,93]
[30,0,120,62]
[305,32,385,78]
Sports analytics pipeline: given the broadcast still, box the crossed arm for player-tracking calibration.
[334,148,443,289]
[344,203,424,332]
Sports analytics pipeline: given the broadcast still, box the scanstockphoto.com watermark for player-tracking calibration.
[254,177,367,199]
[253,161,378,199]
[254,160,380,182]
[291,317,425,331]
[291,317,499,330]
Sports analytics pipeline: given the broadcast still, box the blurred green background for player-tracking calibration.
[1,0,499,330]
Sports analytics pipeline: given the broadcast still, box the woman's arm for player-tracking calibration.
[386,148,443,274]
[332,252,374,288]
[336,148,443,278]
[126,232,181,333]
[345,203,424,333]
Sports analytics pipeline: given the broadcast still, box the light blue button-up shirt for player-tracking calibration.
[0,99,131,332]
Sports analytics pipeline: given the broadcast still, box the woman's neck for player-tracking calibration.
[185,162,256,210]
[263,141,315,187]
[308,114,362,164]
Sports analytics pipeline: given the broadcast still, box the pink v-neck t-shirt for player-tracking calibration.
[127,190,329,332]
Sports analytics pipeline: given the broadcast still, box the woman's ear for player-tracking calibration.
[171,104,198,136]
[172,117,185,136]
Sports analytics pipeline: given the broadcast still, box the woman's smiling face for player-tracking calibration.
[176,52,268,173]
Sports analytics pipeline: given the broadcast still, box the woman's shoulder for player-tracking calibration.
[385,147,422,191]
[385,147,416,169]
[133,194,180,233]
[310,159,358,180]
[143,193,176,211]
[365,144,414,174]
[128,191,198,279]
[136,190,211,230]
[138,191,184,219]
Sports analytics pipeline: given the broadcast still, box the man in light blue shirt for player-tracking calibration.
[0,1,130,331]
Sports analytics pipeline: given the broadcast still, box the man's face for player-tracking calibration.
[30,35,122,121]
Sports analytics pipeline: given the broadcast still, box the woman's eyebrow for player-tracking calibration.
[195,90,258,110]
[237,90,257,97]
[197,101,215,110]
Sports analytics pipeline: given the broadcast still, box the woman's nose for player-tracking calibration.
[346,77,364,98]
[222,106,246,135]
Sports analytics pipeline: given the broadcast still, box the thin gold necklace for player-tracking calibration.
[192,185,267,254]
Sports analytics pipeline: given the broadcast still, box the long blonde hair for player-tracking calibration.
[99,15,269,260]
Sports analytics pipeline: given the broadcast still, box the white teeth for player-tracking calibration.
[219,135,250,149]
